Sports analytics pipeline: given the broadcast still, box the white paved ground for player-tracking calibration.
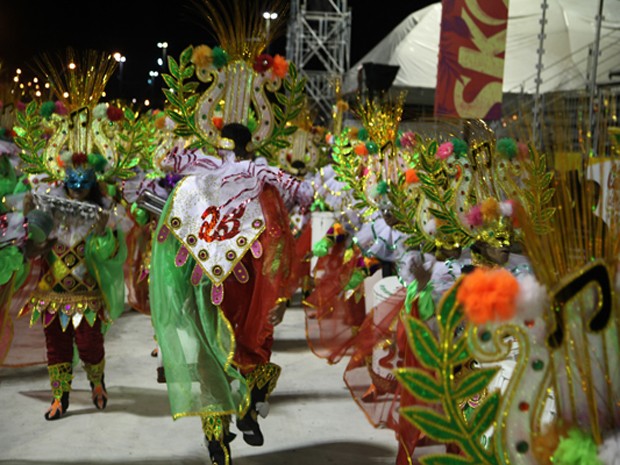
[0,304,403,465]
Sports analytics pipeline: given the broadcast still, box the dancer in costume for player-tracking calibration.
[150,1,309,462]
[150,123,311,464]
[12,50,133,420]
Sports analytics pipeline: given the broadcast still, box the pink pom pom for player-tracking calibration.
[54,101,68,116]
[517,142,529,159]
[400,131,416,149]
[437,141,454,160]
[465,205,483,227]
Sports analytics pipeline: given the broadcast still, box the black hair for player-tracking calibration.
[221,123,253,160]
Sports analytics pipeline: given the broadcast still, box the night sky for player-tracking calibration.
[0,0,432,104]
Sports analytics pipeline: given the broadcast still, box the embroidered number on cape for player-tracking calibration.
[199,205,246,242]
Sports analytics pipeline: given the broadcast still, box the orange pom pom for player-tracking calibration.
[354,144,368,156]
[272,54,288,78]
[480,198,500,222]
[456,268,519,324]
[405,168,419,184]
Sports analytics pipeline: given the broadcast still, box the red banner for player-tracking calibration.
[434,0,509,120]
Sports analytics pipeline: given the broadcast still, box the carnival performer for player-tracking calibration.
[12,50,131,421]
[149,1,312,460]
[150,121,311,465]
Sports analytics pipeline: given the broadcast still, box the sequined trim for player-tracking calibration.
[83,358,105,386]
[20,290,107,330]
[201,414,230,441]
[245,362,282,398]
[48,362,73,400]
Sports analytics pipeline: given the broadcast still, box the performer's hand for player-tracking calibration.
[268,301,287,326]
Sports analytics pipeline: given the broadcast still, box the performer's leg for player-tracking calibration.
[43,318,74,420]
[236,361,281,446]
[202,415,233,465]
[75,318,107,410]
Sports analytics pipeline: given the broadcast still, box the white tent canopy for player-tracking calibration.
[344,0,620,95]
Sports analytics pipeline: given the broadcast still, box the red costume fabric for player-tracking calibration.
[221,184,299,373]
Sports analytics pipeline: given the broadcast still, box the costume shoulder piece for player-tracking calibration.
[164,174,265,290]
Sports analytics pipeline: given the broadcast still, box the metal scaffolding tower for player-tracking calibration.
[286,0,352,123]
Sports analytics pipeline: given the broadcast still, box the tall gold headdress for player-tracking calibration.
[13,49,143,184]
[163,0,306,158]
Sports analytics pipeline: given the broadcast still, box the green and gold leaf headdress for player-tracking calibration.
[13,49,139,185]
[163,0,305,159]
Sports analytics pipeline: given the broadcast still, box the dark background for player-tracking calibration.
[0,1,433,105]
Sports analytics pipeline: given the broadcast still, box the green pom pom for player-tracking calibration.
[87,153,107,172]
[375,180,389,195]
[345,269,365,291]
[357,128,368,141]
[312,237,333,257]
[552,428,602,465]
[497,137,517,160]
[39,101,56,119]
[451,138,468,158]
[212,46,229,69]
[366,141,378,154]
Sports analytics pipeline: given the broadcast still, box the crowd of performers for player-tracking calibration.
[2,3,620,465]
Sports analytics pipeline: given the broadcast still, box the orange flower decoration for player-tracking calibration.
[272,54,288,78]
[405,168,419,184]
[354,143,368,156]
[456,268,519,324]
[480,198,500,222]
